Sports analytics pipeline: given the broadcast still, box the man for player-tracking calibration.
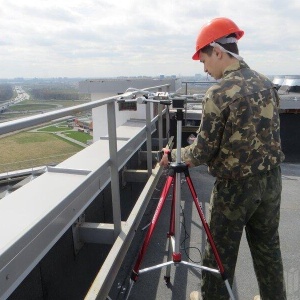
[160,17,286,300]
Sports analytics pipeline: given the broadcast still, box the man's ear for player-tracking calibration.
[214,47,222,59]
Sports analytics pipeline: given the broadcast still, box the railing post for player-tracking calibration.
[166,108,170,143]
[158,104,163,151]
[146,102,152,176]
[157,87,163,151]
[107,102,121,237]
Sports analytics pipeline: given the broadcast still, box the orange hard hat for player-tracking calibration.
[192,17,244,60]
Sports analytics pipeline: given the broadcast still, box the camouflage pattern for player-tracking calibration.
[201,166,286,300]
[171,60,285,179]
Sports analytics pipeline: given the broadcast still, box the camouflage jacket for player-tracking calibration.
[173,60,285,179]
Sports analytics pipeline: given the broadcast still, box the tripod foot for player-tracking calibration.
[164,276,170,284]
[130,270,139,282]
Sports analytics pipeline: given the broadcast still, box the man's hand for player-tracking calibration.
[159,148,171,167]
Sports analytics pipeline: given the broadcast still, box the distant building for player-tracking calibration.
[74,117,93,131]
[79,77,181,141]
[195,74,203,80]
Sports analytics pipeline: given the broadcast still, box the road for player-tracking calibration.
[0,85,30,113]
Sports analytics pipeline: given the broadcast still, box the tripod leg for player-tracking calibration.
[164,235,173,284]
[130,172,174,282]
[184,170,236,299]
[164,179,177,283]
[124,279,134,300]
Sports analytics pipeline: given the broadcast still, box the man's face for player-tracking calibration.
[199,49,223,80]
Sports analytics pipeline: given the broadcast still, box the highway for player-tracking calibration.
[0,86,30,113]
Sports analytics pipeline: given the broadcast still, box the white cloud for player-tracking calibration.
[0,0,299,78]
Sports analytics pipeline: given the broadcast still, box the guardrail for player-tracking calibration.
[0,83,171,300]
[0,83,171,136]
[0,83,171,230]
[181,80,217,95]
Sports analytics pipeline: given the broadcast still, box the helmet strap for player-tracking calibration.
[210,40,243,61]
[215,37,238,44]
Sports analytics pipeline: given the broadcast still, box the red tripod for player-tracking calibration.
[125,108,235,300]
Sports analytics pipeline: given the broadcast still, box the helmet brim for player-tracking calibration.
[192,50,200,61]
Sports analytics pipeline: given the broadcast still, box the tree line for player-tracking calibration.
[29,88,80,101]
[0,84,13,102]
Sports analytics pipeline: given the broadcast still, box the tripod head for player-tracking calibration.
[117,88,172,105]
[117,87,203,107]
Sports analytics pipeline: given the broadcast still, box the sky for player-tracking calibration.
[0,0,299,79]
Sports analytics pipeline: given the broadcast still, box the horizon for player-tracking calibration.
[1,73,299,82]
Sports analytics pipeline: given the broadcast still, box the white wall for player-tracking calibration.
[79,78,180,142]
[91,95,153,141]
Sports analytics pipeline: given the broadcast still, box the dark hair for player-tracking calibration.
[201,33,239,58]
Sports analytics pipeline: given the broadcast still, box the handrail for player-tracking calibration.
[181,80,217,95]
[0,96,116,136]
[0,83,171,136]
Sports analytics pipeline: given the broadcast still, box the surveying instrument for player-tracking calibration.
[119,89,235,300]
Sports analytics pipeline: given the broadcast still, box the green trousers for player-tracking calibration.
[201,166,286,300]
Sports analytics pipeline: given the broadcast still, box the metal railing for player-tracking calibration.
[0,83,171,136]
[181,80,217,95]
[0,83,171,300]
[0,83,171,232]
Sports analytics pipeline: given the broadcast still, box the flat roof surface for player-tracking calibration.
[280,93,300,110]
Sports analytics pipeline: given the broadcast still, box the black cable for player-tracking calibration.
[180,204,203,264]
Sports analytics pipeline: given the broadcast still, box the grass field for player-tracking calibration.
[0,131,84,173]
[0,88,94,173]
[37,124,71,132]
[36,122,93,143]
[8,103,57,111]
[63,131,92,143]
[0,97,93,173]
[0,99,90,122]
